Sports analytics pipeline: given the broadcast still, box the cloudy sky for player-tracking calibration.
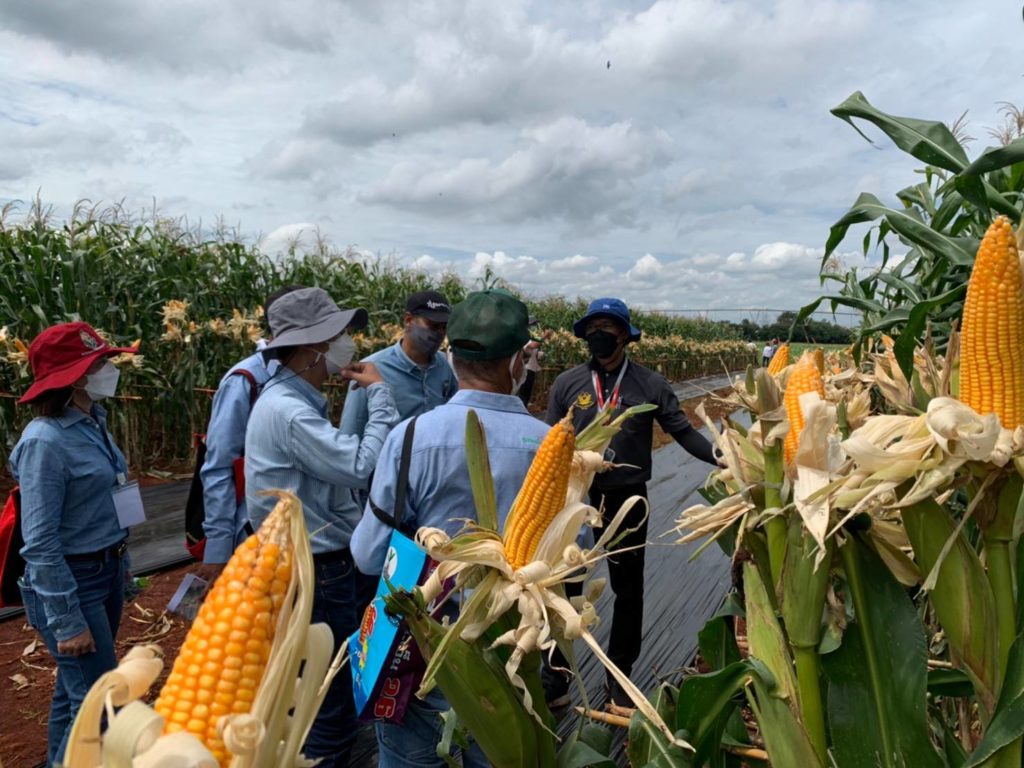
[1,1,1021,323]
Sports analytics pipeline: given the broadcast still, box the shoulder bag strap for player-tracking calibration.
[369,416,418,535]
[230,368,260,408]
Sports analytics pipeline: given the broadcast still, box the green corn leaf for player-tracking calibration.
[831,91,969,173]
[903,498,999,713]
[385,588,548,768]
[437,709,470,768]
[698,616,741,672]
[927,668,975,699]
[827,193,975,267]
[556,734,617,768]
[625,684,686,767]
[964,633,1024,767]
[963,137,1024,177]
[743,562,798,705]
[824,535,945,768]
[892,283,966,381]
[746,670,824,768]
[465,409,498,532]
[672,660,750,765]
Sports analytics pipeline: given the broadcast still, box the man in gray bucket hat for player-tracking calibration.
[245,286,399,767]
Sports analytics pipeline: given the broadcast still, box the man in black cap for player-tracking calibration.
[340,289,457,440]
[545,297,719,709]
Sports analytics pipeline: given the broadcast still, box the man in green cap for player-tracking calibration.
[351,289,548,767]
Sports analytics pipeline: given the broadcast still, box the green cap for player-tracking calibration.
[447,290,531,360]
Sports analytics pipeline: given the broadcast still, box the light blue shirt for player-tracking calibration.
[9,405,128,641]
[245,370,399,554]
[351,390,548,575]
[199,352,277,563]
[339,340,457,448]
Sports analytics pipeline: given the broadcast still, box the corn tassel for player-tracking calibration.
[767,343,790,375]
[960,215,1024,429]
[154,502,294,764]
[503,415,575,569]
[783,353,825,465]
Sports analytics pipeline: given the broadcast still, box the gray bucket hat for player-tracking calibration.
[262,287,368,351]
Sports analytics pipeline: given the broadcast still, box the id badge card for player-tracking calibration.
[112,481,146,529]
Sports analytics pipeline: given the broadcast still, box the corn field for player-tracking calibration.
[0,201,753,475]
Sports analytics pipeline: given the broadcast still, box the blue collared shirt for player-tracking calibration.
[199,352,277,563]
[9,405,128,641]
[339,340,457,447]
[351,390,548,575]
[245,370,399,554]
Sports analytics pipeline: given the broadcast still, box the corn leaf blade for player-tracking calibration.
[823,535,945,768]
[465,409,498,532]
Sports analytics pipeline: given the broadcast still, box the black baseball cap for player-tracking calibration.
[406,290,452,323]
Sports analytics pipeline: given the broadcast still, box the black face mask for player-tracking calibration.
[408,324,444,358]
[586,330,620,359]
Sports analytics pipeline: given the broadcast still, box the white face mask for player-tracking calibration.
[324,334,357,375]
[84,360,120,401]
[509,351,527,395]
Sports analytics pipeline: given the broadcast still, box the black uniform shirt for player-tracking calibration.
[545,357,691,488]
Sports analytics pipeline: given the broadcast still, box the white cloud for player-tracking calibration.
[0,0,1018,323]
[548,254,597,271]
[627,253,663,281]
[259,223,321,255]
[359,117,671,230]
[1,0,335,70]
[411,254,443,272]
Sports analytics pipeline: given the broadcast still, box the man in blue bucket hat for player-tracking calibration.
[545,297,719,709]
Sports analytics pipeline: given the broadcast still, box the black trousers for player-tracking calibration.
[561,482,649,680]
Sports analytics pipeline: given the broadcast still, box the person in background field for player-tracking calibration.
[244,286,399,768]
[516,314,544,408]
[194,285,301,584]
[761,340,774,367]
[339,289,457,462]
[544,298,719,708]
[351,289,546,767]
[9,322,138,766]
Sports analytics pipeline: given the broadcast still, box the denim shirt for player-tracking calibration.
[9,405,128,641]
[339,340,457,449]
[245,370,399,554]
[351,390,548,575]
[199,352,277,563]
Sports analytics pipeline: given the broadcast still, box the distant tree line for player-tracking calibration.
[727,312,855,345]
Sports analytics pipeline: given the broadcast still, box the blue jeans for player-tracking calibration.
[303,551,375,767]
[20,554,125,767]
[376,688,490,767]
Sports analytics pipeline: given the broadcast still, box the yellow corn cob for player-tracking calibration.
[767,343,790,375]
[960,215,1024,429]
[812,348,825,375]
[783,352,826,465]
[503,415,575,569]
[154,505,293,765]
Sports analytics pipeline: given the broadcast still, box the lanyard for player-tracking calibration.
[592,360,628,410]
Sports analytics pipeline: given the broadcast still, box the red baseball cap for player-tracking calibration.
[19,322,137,404]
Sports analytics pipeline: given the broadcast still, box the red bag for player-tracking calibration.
[184,369,259,560]
[0,487,25,608]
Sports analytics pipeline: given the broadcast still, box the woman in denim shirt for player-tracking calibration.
[9,322,137,766]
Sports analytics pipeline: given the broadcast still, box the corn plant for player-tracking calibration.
[663,220,1024,766]
[794,92,1024,380]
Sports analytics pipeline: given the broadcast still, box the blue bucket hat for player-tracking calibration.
[572,297,642,342]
